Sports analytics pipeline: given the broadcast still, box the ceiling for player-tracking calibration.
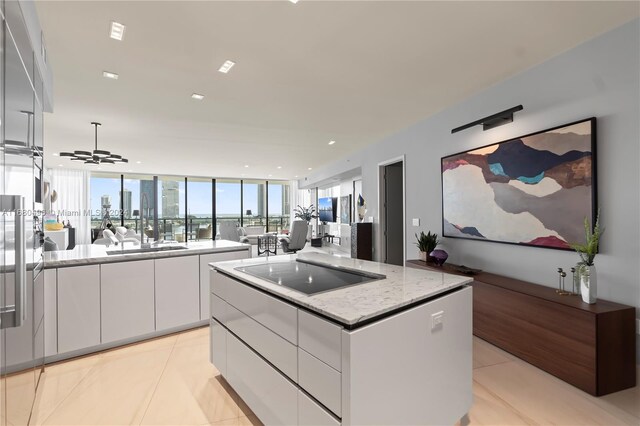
[37,0,639,180]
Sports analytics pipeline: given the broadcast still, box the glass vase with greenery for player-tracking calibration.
[570,211,603,304]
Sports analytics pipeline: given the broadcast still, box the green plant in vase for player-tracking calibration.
[293,205,318,223]
[570,210,603,304]
[415,231,439,263]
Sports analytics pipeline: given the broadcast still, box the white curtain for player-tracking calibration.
[49,168,91,245]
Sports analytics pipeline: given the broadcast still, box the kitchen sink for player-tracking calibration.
[106,245,188,255]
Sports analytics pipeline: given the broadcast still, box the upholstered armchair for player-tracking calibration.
[217,221,250,244]
[280,220,309,253]
[115,226,140,244]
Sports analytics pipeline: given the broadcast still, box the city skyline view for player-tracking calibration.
[90,177,287,220]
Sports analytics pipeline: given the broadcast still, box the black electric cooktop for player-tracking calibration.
[234,259,386,295]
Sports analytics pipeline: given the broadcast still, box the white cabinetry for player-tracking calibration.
[298,391,340,426]
[43,269,57,357]
[4,271,34,371]
[227,333,298,425]
[57,265,101,353]
[210,319,227,375]
[155,255,200,330]
[199,251,249,320]
[101,260,155,343]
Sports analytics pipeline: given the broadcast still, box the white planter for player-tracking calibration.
[579,264,597,304]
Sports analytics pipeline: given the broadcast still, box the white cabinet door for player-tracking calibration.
[44,268,57,357]
[199,251,249,320]
[155,256,200,330]
[57,265,101,353]
[101,260,155,343]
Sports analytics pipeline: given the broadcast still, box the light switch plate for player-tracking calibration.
[412,218,420,227]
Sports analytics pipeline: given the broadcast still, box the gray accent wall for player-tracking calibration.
[302,19,640,351]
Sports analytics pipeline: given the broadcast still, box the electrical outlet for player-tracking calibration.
[412,218,420,227]
[431,311,444,331]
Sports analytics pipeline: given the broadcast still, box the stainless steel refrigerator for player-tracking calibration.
[1,2,51,424]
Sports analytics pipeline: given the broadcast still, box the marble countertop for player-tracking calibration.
[211,252,472,327]
[43,240,250,269]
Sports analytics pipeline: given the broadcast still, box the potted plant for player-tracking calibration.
[570,211,603,304]
[415,231,439,263]
[294,205,318,240]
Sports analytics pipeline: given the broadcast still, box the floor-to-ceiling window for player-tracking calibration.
[158,176,186,241]
[122,173,155,234]
[187,178,213,240]
[242,180,266,228]
[89,172,122,239]
[268,181,290,232]
[216,179,242,234]
[88,172,290,241]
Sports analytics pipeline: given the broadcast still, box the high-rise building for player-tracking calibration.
[120,188,132,218]
[162,180,180,218]
[140,179,155,217]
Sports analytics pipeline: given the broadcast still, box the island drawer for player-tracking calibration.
[214,272,298,345]
[226,303,298,381]
[299,310,342,371]
[298,348,342,417]
[210,318,227,376]
[227,333,298,425]
[299,391,341,426]
[210,293,228,324]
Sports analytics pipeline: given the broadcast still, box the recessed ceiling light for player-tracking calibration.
[58,164,63,167]
[218,60,235,74]
[136,161,142,164]
[289,0,300,3]
[268,174,273,177]
[103,71,119,80]
[191,93,204,100]
[308,167,312,171]
[244,164,249,168]
[294,175,298,178]
[53,153,59,156]
[109,21,126,41]
[277,166,282,169]
[328,140,336,145]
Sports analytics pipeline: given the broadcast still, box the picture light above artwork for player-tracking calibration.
[451,105,524,134]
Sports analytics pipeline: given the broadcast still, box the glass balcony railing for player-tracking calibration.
[91,215,291,242]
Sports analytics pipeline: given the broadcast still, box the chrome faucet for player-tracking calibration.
[140,192,151,248]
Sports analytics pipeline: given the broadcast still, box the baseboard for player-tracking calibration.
[45,320,209,365]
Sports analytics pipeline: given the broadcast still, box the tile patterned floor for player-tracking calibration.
[20,327,639,425]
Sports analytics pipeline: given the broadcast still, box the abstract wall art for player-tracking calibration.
[340,195,351,224]
[441,118,596,250]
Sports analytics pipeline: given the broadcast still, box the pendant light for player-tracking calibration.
[60,122,128,164]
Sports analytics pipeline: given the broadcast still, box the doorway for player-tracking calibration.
[379,158,405,266]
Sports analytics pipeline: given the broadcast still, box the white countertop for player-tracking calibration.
[211,252,472,327]
[44,240,250,269]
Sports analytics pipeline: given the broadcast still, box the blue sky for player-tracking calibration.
[90,177,284,218]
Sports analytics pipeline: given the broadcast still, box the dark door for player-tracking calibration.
[384,162,404,266]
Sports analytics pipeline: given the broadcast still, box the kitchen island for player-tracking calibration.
[41,240,250,363]
[210,253,472,426]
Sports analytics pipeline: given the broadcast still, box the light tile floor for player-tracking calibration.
[23,327,639,426]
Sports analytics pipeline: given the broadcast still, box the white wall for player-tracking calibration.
[303,20,640,331]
